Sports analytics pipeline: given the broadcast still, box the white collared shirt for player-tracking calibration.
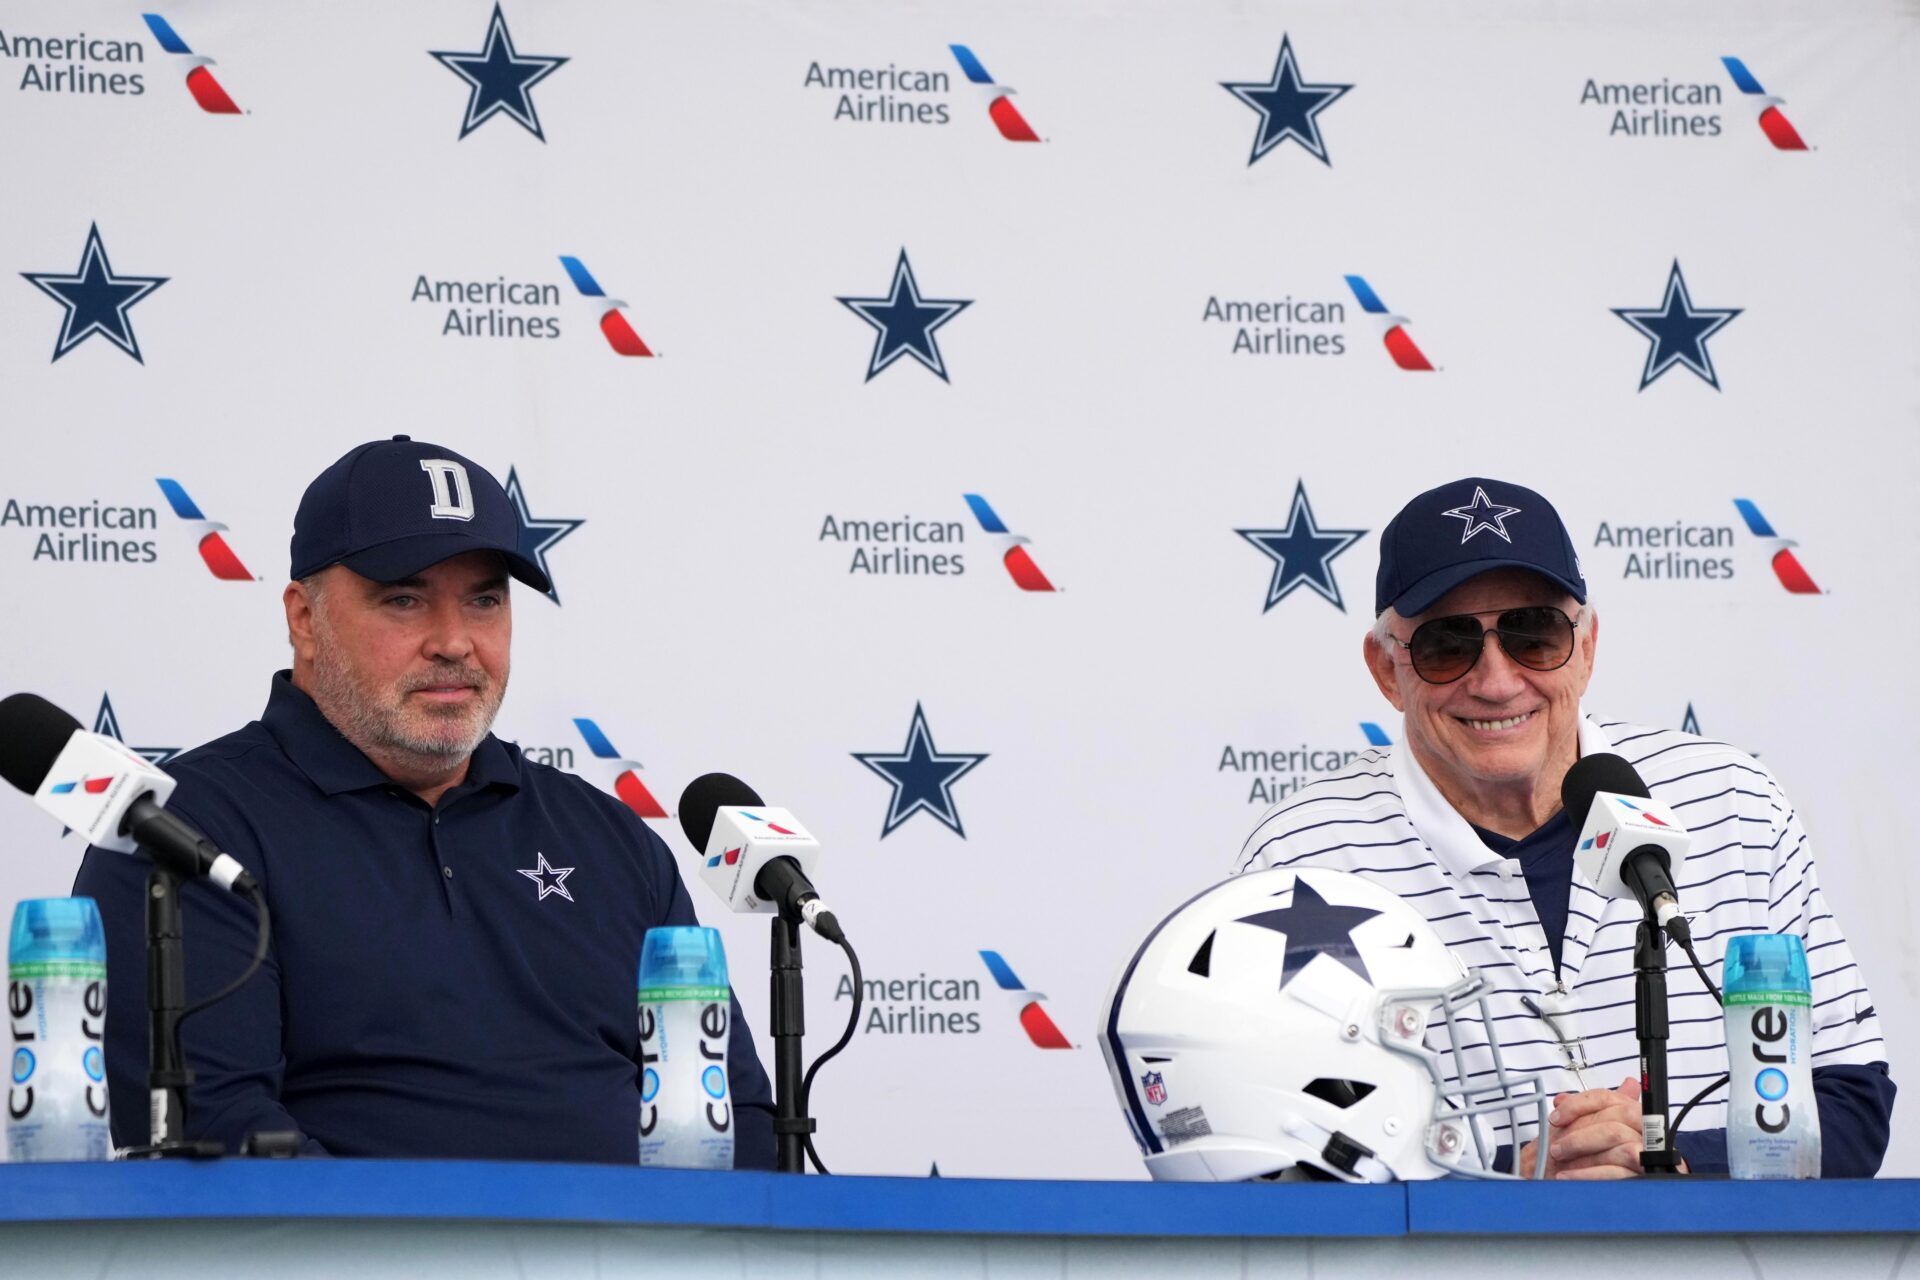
[1235,711,1886,1151]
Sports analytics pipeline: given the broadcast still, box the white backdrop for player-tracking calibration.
[2,0,1916,1178]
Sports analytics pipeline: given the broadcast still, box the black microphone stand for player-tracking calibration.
[1633,912,1683,1175]
[768,908,816,1173]
[122,867,220,1159]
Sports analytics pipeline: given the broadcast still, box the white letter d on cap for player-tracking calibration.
[419,459,474,522]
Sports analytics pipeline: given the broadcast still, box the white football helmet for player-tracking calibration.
[1101,867,1549,1182]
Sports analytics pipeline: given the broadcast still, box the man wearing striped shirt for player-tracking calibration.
[1236,477,1893,1178]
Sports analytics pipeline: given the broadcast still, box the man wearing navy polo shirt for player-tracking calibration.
[75,437,776,1164]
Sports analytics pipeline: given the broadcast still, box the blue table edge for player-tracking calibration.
[0,1162,1914,1238]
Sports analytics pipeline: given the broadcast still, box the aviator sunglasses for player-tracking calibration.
[1384,606,1583,685]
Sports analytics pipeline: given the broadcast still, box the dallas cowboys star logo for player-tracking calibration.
[1235,876,1383,989]
[1221,34,1353,167]
[837,249,972,383]
[517,851,575,901]
[94,693,179,769]
[429,3,568,142]
[852,703,988,839]
[1611,261,1742,391]
[1236,481,1366,613]
[22,224,168,364]
[1441,485,1522,544]
[503,467,584,606]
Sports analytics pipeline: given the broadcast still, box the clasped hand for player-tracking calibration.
[1516,1075,1683,1179]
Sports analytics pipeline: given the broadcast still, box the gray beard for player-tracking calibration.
[306,624,506,775]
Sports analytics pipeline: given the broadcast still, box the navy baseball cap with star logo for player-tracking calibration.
[290,435,551,593]
[1373,476,1585,617]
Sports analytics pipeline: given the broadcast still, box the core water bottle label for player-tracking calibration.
[638,996,734,1170]
[1725,997,1820,1179]
[7,973,111,1162]
[1724,989,1811,1007]
[6,960,107,982]
[637,985,731,1003]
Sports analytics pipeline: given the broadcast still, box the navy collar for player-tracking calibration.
[260,670,521,799]
[1470,809,1572,866]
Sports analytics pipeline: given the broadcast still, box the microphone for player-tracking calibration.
[676,773,843,944]
[1561,753,1690,936]
[0,692,256,894]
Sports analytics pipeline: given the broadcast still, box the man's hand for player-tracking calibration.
[1517,1076,1650,1179]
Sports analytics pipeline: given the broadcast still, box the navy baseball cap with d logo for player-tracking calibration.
[1374,476,1585,617]
[289,435,550,593]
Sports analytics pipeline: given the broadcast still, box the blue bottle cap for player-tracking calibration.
[637,925,729,997]
[1722,932,1810,998]
[9,898,106,967]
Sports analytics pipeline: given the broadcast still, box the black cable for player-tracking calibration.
[799,935,861,1175]
[177,885,271,1026]
[1671,1072,1730,1137]
[1670,926,1723,1006]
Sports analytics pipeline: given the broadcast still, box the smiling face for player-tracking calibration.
[286,550,511,789]
[1364,568,1597,831]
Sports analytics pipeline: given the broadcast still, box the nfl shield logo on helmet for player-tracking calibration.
[1142,1071,1167,1107]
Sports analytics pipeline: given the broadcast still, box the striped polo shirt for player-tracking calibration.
[1233,711,1887,1154]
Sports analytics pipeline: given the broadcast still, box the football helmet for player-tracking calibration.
[1101,867,1548,1182]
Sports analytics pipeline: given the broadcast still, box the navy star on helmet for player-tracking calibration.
[1101,868,1550,1183]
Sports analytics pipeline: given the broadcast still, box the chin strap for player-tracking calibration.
[1282,1113,1392,1183]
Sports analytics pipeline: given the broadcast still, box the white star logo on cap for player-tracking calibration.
[517,852,575,902]
[1441,486,1522,544]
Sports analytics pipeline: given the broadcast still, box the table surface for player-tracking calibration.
[0,1162,1915,1238]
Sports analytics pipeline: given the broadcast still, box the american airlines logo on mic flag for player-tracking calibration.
[141,14,242,114]
[1344,276,1434,371]
[963,494,1056,592]
[571,718,669,819]
[706,811,800,867]
[558,257,653,357]
[1721,58,1808,151]
[948,45,1039,142]
[1613,797,1668,826]
[979,950,1072,1049]
[49,777,114,796]
[1581,795,1678,852]
[156,479,254,581]
[1734,499,1821,594]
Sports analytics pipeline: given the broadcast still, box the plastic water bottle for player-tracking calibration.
[1723,932,1820,1179]
[637,926,734,1169]
[7,898,111,1161]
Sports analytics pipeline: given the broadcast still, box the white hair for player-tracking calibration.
[289,572,327,649]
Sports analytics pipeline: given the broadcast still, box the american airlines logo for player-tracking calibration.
[979,950,1071,1049]
[1217,722,1388,806]
[49,777,114,796]
[816,494,1059,591]
[1345,275,1434,371]
[571,717,669,819]
[1733,499,1821,594]
[1590,498,1821,593]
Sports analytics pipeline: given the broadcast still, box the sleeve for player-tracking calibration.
[72,802,326,1157]
[1762,775,1889,1073]
[645,830,777,1171]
